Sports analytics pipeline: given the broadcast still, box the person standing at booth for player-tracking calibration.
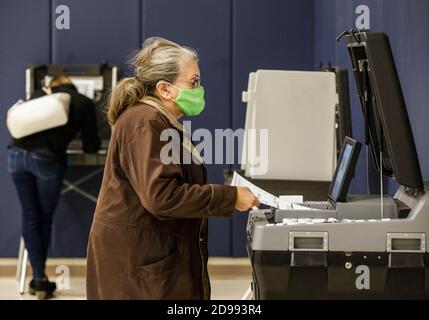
[7,74,101,299]
[86,37,259,300]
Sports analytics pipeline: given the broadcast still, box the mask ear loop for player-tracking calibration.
[170,84,182,103]
[159,80,180,102]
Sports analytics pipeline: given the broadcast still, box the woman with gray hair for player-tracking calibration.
[86,37,259,299]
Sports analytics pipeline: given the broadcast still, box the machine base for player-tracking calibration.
[248,246,429,299]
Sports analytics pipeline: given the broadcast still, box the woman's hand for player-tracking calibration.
[235,187,260,212]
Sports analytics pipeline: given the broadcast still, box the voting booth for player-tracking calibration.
[25,62,117,160]
[16,63,118,294]
[247,31,429,299]
[231,67,352,200]
[242,69,337,180]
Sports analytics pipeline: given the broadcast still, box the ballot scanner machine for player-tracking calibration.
[247,31,429,299]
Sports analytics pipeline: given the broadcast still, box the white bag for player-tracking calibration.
[6,90,71,139]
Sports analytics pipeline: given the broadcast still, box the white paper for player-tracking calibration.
[279,195,303,203]
[290,203,320,211]
[278,195,319,210]
[278,195,304,209]
[229,172,321,211]
[230,172,279,208]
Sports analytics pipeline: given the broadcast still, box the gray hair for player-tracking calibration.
[107,37,198,126]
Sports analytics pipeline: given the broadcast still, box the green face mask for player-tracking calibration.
[170,84,205,116]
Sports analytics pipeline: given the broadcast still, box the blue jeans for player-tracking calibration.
[7,147,65,279]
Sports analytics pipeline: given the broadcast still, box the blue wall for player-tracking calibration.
[0,0,51,257]
[0,0,428,258]
[314,0,429,195]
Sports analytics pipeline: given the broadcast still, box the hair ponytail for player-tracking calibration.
[107,77,146,126]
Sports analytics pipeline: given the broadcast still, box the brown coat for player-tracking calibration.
[86,102,237,300]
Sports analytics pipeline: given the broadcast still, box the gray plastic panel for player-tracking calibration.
[249,183,429,252]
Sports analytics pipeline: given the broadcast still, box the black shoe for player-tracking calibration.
[29,278,57,299]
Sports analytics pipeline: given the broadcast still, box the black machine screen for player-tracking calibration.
[328,137,361,203]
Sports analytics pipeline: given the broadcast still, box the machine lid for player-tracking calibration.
[341,30,424,192]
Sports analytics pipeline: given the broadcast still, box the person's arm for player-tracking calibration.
[81,100,101,153]
[121,120,237,220]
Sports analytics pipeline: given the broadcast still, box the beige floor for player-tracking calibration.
[0,277,251,300]
[0,258,252,300]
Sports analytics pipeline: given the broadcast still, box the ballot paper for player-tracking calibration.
[278,195,303,210]
[230,172,279,208]
[288,203,321,211]
[279,195,303,204]
[278,195,320,211]
[230,172,321,211]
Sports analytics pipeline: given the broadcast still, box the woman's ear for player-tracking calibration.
[156,81,174,101]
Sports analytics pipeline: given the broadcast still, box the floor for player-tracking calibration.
[0,277,251,300]
[0,258,252,300]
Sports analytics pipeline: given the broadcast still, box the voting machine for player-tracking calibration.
[247,31,429,299]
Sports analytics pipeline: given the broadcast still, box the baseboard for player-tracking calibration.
[0,257,251,279]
